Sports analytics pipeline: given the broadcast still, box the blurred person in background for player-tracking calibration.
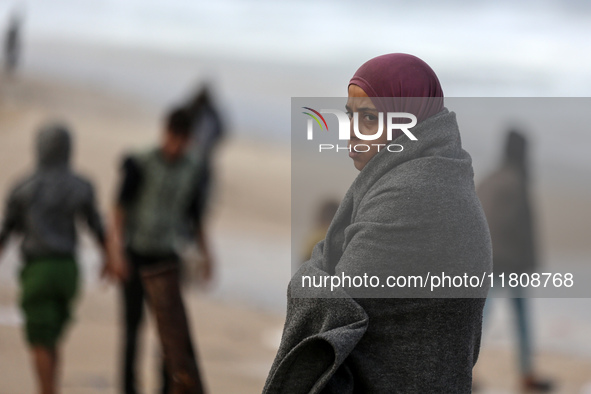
[0,123,109,394]
[477,130,553,392]
[301,199,340,263]
[186,84,225,163]
[184,84,226,230]
[4,10,21,75]
[109,107,213,394]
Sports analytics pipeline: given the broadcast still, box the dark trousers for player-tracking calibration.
[121,257,170,394]
[141,263,204,393]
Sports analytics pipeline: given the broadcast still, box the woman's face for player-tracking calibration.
[346,84,388,171]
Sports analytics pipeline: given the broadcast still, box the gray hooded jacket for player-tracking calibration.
[0,124,105,260]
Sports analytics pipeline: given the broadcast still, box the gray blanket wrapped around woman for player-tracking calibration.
[264,109,492,393]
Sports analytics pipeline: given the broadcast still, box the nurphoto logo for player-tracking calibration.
[302,107,418,153]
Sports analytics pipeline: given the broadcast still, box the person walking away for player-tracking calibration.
[0,123,109,394]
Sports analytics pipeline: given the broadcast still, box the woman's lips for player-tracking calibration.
[349,140,361,159]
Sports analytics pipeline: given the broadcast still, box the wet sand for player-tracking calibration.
[0,287,283,393]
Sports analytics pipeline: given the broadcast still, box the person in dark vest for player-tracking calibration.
[109,108,214,394]
[477,130,553,392]
[0,123,108,394]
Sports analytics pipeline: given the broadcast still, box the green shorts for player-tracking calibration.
[20,258,79,348]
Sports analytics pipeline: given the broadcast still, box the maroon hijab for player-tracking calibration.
[349,53,444,124]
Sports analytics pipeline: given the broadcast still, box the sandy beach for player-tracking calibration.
[0,73,290,393]
[1,73,591,393]
[0,287,284,394]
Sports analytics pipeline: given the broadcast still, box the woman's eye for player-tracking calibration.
[364,114,377,121]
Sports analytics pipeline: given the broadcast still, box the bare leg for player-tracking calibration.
[31,346,58,394]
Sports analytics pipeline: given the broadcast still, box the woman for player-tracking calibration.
[264,54,492,393]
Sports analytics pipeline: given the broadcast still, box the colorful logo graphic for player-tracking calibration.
[302,107,329,134]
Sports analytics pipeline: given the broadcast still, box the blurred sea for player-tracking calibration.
[2,0,591,142]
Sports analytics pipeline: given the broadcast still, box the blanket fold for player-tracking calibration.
[263,261,368,394]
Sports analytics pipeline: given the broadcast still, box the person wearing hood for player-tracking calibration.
[264,54,492,393]
[0,123,108,394]
[477,130,553,392]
